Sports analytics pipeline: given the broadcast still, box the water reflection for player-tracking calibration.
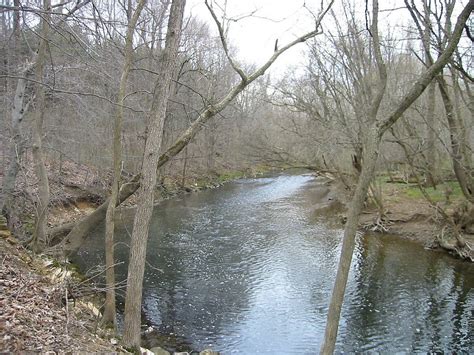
[73,174,474,354]
[343,233,474,353]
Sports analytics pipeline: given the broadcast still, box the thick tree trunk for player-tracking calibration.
[122,0,186,348]
[102,0,147,328]
[31,0,52,252]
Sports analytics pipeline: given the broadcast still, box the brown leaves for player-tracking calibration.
[0,241,115,352]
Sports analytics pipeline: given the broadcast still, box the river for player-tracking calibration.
[73,174,474,354]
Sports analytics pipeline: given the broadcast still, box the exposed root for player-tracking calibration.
[363,213,393,232]
[436,225,473,262]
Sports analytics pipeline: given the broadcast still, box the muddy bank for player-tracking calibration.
[47,166,273,244]
[314,174,474,261]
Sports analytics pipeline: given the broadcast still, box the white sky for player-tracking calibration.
[185,0,409,77]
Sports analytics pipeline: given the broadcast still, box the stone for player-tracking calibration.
[150,347,171,355]
[0,215,8,230]
[199,350,220,355]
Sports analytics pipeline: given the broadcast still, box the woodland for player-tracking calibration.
[0,0,473,353]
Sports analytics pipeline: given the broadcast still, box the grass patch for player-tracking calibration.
[401,181,463,202]
[217,170,246,183]
[376,173,465,204]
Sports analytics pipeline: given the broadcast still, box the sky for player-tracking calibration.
[185,0,409,77]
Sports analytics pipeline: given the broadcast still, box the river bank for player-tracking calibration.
[318,173,474,261]
[0,235,121,352]
[1,163,269,353]
[2,169,472,352]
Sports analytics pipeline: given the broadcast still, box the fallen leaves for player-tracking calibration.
[0,240,116,352]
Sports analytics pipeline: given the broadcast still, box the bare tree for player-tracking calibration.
[30,0,52,252]
[58,0,336,255]
[321,1,473,353]
[122,0,186,347]
[102,0,148,329]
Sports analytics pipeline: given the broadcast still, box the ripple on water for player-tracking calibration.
[73,174,474,354]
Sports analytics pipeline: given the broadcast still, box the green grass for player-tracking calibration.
[401,181,463,202]
[217,170,246,183]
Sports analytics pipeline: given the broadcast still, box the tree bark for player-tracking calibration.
[122,0,186,348]
[425,81,438,186]
[0,64,33,220]
[102,0,147,329]
[0,5,31,226]
[31,0,52,252]
[422,0,439,187]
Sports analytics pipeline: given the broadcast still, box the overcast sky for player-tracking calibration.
[185,0,410,77]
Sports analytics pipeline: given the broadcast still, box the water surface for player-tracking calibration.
[74,174,474,353]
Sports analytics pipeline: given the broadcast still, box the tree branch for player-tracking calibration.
[204,0,248,82]
[377,0,473,135]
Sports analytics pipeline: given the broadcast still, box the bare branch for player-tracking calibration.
[204,0,248,82]
[377,0,474,135]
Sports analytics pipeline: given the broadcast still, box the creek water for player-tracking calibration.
[73,174,474,354]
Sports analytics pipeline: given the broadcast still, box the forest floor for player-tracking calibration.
[0,235,124,353]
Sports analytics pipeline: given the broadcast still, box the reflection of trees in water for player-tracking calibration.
[446,265,473,352]
[73,178,473,353]
[340,234,473,353]
[140,191,255,350]
[340,234,387,352]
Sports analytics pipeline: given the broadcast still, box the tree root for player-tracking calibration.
[363,213,393,232]
[452,202,474,234]
[436,225,473,262]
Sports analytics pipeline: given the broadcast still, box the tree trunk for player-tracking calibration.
[122,0,186,348]
[181,146,188,188]
[437,74,474,203]
[321,126,381,354]
[0,64,33,220]
[102,0,147,329]
[422,0,438,187]
[425,81,438,186]
[31,0,52,252]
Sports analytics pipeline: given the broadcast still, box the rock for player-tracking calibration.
[150,347,171,355]
[0,215,8,230]
[140,347,155,355]
[200,350,220,355]
[0,229,12,238]
[174,352,189,355]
